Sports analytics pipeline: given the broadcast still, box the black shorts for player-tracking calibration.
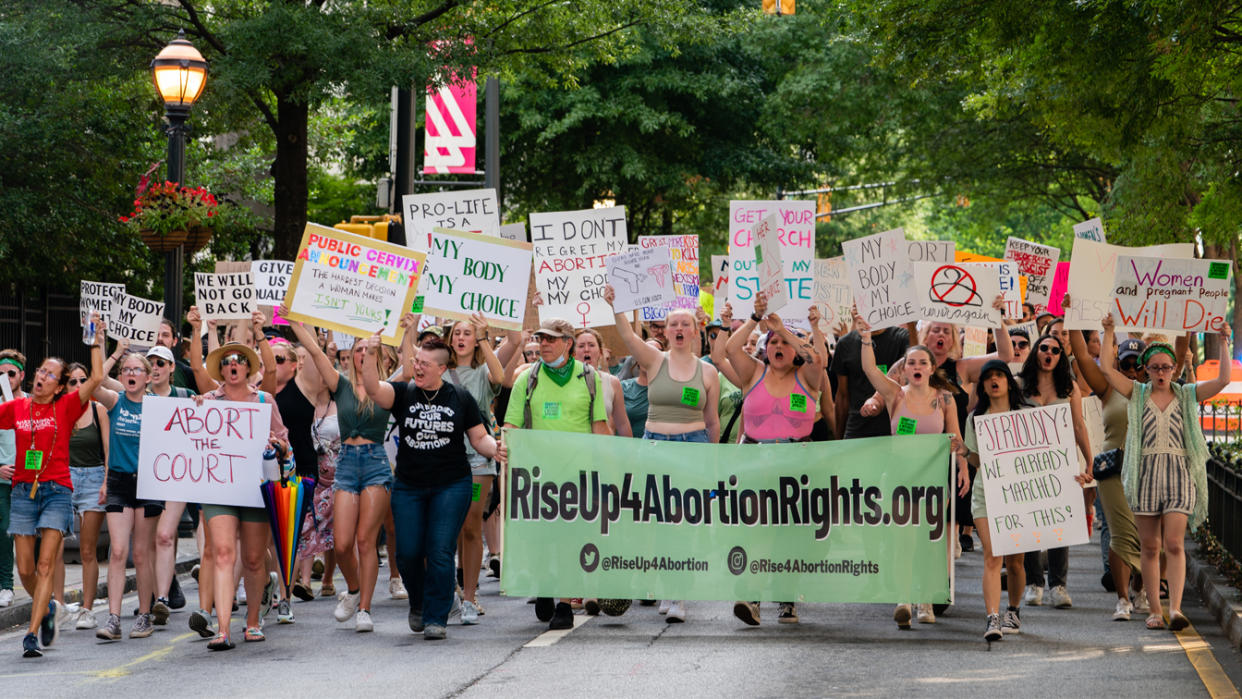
[105,471,164,518]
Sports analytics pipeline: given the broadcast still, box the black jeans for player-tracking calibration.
[1023,548,1068,588]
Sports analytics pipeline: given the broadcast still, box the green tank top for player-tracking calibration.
[334,372,390,442]
[646,356,707,424]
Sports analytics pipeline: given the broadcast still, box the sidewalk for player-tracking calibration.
[0,536,200,631]
[1187,539,1242,649]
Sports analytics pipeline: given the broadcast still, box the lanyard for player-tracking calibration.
[24,398,58,474]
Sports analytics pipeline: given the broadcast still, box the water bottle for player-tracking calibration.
[261,447,280,482]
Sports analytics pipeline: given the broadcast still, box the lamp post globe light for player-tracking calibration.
[151,29,207,328]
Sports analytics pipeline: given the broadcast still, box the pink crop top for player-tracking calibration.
[888,392,946,436]
[742,365,817,441]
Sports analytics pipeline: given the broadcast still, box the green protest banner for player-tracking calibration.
[501,431,953,603]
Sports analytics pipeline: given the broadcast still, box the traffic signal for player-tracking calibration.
[334,214,401,241]
[763,0,795,14]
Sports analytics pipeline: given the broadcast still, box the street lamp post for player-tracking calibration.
[151,30,207,328]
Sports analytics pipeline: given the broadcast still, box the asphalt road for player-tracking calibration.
[1,540,1240,697]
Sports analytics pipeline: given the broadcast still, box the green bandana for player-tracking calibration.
[541,357,576,387]
[0,358,23,372]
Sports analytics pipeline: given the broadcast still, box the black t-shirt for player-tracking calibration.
[830,327,910,438]
[276,381,318,478]
[940,357,969,429]
[391,381,483,487]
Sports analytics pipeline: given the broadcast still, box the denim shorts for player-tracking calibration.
[643,428,710,443]
[334,443,393,494]
[9,481,74,536]
[70,466,106,515]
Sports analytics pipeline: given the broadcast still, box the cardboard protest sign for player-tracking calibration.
[111,292,164,348]
[907,240,956,264]
[136,396,271,507]
[284,223,425,345]
[1073,217,1105,243]
[1004,237,1059,313]
[401,188,500,252]
[842,228,919,330]
[331,330,356,351]
[963,326,988,357]
[605,245,676,314]
[1111,256,1232,333]
[79,281,125,325]
[529,206,629,328]
[194,272,255,322]
[1047,261,1070,315]
[813,257,853,332]
[251,260,294,307]
[636,235,699,321]
[419,227,532,331]
[975,404,1089,556]
[727,200,815,319]
[955,253,1027,308]
[500,222,526,242]
[711,254,730,308]
[914,262,1002,327]
[1063,238,1194,330]
[751,214,789,315]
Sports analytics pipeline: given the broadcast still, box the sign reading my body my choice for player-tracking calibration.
[727,200,815,320]
[529,206,629,328]
[420,227,533,330]
[842,228,919,330]
[283,223,426,345]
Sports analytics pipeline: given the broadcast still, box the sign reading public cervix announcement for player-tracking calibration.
[502,431,953,603]
[283,223,426,346]
[529,206,629,328]
[975,404,1089,556]
[842,228,919,330]
[419,227,532,331]
[136,396,272,508]
[913,261,1002,327]
[1111,256,1232,333]
[727,200,815,320]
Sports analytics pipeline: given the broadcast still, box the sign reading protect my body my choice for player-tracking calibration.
[283,223,426,345]
[420,227,532,330]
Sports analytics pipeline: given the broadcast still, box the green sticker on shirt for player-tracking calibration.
[1209,261,1229,280]
[542,402,561,419]
[896,417,918,435]
[411,296,425,313]
[681,386,700,406]
[789,393,807,413]
[472,483,481,502]
[24,450,43,470]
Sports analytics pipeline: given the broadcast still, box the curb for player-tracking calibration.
[0,556,199,632]
[1187,540,1242,648]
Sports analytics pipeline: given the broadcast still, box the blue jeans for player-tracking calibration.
[391,476,472,627]
[0,483,11,590]
[334,443,392,494]
[643,428,710,443]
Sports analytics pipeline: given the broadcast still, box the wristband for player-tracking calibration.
[861,340,873,346]
[750,313,762,322]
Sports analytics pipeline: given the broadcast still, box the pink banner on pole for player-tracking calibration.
[1047,261,1071,315]
[423,69,477,174]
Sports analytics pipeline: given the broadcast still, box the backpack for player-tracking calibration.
[521,361,597,429]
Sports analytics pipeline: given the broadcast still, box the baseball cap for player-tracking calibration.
[533,318,575,339]
[1118,338,1146,361]
[417,326,443,342]
[145,346,175,364]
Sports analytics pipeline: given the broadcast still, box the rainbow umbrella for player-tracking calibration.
[260,474,316,590]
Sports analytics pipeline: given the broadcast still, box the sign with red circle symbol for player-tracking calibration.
[929,265,983,308]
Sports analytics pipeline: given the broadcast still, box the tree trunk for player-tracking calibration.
[272,94,309,262]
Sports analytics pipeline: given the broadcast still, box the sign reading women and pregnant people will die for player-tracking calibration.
[284,223,426,345]
[975,404,1089,556]
[136,396,271,507]
[530,206,629,328]
[914,262,1002,327]
[727,200,815,319]
[1111,256,1232,333]
[842,228,919,330]
[420,227,532,330]
[401,188,500,252]
[1063,239,1195,330]
[636,235,699,321]
[112,292,165,348]
[605,245,676,314]
[1004,237,1059,313]
[194,272,256,322]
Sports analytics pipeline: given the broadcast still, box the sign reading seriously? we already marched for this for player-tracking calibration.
[420,227,532,331]
[1111,256,1232,333]
[283,223,426,345]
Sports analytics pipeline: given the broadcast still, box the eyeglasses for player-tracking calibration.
[1037,344,1062,355]
[1119,359,1140,371]
[220,354,249,367]
[1012,341,1029,349]
[151,358,170,368]
[35,368,59,379]
[67,378,84,386]
[1147,364,1175,374]
[120,367,147,375]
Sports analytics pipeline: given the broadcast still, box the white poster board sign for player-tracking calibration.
[727,200,815,319]
[401,188,501,252]
[914,262,1002,327]
[636,235,699,321]
[842,228,919,330]
[79,281,125,326]
[1073,217,1106,243]
[420,227,533,331]
[711,254,730,308]
[1111,256,1232,333]
[251,261,294,307]
[963,326,988,357]
[194,272,256,322]
[605,246,676,314]
[112,292,165,349]
[136,396,272,507]
[529,206,629,328]
[1063,239,1195,330]
[331,331,356,351]
[975,404,1089,555]
[752,213,788,315]
[813,257,854,333]
[907,240,956,263]
[499,222,526,242]
[1004,237,1059,314]
[966,261,1021,319]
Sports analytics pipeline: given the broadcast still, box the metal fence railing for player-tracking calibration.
[0,286,93,370]
[1207,453,1242,563]
[1200,402,1242,444]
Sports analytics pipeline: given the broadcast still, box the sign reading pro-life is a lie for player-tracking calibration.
[1111,256,1232,333]
[283,223,426,345]
[420,227,533,331]
[975,404,1089,556]
[136,396,272,507]
[530,206,629,328]
[401,188,500,252]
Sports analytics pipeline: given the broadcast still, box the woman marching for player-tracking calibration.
[1,314,106,658]
[64,362,108,631]
[1099,314,1232,631]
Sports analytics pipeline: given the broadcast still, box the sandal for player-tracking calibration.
[207,633,235,651]
[320,583,336,598]
[244,626,265,642]
[1145,614,1166,630]
[1169,611,1190,631]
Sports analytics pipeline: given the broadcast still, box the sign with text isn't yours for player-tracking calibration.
[284,223,425,345]
[112,292,164,348]
[136,396,270,507]
[728,200,815,320]
[813,257,853,332]
[914,262,1002,327]
[1004,237,1059,313]
[194,272,255,322]
[420,227,532,331]
[842,228,918,330]
[502,430,952,603]
[975,404,1088,556]
[401,188,500,253]
[605,245,676,314]
[637,235,699,321]
[1111,256,1232,333]
[1064,239,1194,330]
[530,206,629,328]
[79,281,125,325]
[251,261,294,307]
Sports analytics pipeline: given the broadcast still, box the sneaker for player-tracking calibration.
[1050,585,1072,609]
[236,581,247,604]
[666,601,686,623]
[168,577,186,610]
[262,571,278,616]
[449,592,462,621]
[777,602,798,624]
[1002,607,1022,634]
[534,597,555,622]
[1024,585,1044,606]
[22,632,41,658]
[334,591,361,622]
[549,602,574,630]
[409,607,425,633]
[389,578,409,600]
[1133,589,1151,614]
[355,610,374,632]
[311,558,325,580]
[733,601,760,626]
[424,624,447,640]
[583,598,600,616]
[984,613,1003,642]
[277,598,294,624]
[959,532,974,553]
[190,564,200,582]
[658,599,671,615]
[894,603,912,629]
[0,588,13,607]
[130,613,154,639]
[189,609,214,638]
[40,601,60,647]
[461,599,480,626]
[151,599,171,626]
[1113,598,1133,621]
[916,603,936,624]
[76,610,98,630]
[96,614,122,641]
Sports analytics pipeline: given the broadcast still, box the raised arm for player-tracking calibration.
[604,285,664,372]
[503,331,530,388]
[1197,326,1234,402]
[853,308,902,406]
[470,313,505,385]
[1068,327,1110,396]
[495,329,522,367]
[796,306,826,392]
[709,325,743,388]
[80,314,109,406]
[1068,385,1094,484]
[1098,315,1134,399]
[253,311,277,395]
[282,302,340,393]
[724,292,771,387]
[185,307,219,394]
[100,336,130,390]
[358,331,396,410]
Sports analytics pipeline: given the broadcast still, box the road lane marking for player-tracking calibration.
[1175,620,1241,699]
[524,614,592,647]
[90,632,195,680]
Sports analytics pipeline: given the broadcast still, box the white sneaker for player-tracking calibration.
[0,589,12,607]
[658,600,671,615]
[1024,585,1044,606]
[236,582,248,605]
[461,599,480,625]
[1133,589,1151,614]
[334,591,361,622]
[916,603,936,624]
[76,610,98,630]
[449,592,462,621]
[389,578,408,600]
[1050,585,1072,609]
[666,601,686,623]
[1113,598,1133,621]
[355,610,374,632]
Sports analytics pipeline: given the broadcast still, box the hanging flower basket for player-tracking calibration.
[139,228,189,252]
[183,224,213,253]
[120,173,218,254]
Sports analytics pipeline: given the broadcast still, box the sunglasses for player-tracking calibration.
[274,356,289,365]
[1012,341,1030,349]
[1037,344,1062,355]
[1,369,17,378]
[220,354,249,367]
[1120,358,1141,371]
[151,358,170,368]
[67,378,84,386]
